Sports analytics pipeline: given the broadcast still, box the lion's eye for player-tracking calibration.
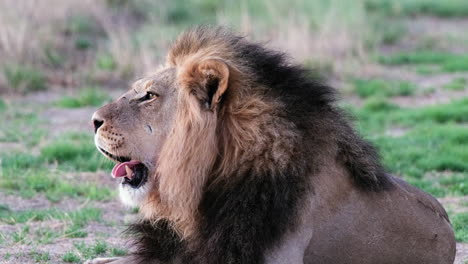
[140,91,158,102]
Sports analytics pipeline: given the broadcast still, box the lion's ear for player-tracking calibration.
[182,59,230,109]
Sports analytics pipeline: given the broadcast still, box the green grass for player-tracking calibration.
[371,18,407,45]
[44,46,65,68]
[451,212,468,242]
[0,99,6,112]
[66,15,99,35]
[0,168,114,202]
[0,132,114,201]
[0,207,102,243]
[40,132,113,171]
[0,206,105,246]
[96,54,117,71]
[3,65,47,93]
[361,97,400,112]
[354,98,468,133]
[349,98,468,197]
[0,207,101,225]
[55,87,110,108]
[61,240,113,262]
[378,51,468,73]
[443,77,467,91]
[11,226,30,243]
[110,247,127,257]
[63,251,81,263]
[0,108,45,146]
[365,0,468,17]
[374,125,468,186]
[415,65,440,75]
[406,98,468,123]
[29,251,51,263]
[74,240,108,259]
[36,228,60,244]
[353,79,416,98]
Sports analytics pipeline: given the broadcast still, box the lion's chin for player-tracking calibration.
[119,180,150,207]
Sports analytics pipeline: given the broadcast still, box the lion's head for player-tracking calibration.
[93,27,386,239]
[93,27,293,236]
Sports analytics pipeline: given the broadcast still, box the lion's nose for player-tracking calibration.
[92,112,105,133]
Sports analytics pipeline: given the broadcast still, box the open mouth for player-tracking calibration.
[99,147,148,188]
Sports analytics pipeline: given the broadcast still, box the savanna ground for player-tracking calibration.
[0,0,467,263]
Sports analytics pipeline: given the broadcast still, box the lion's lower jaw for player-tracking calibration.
[119,183,150,208]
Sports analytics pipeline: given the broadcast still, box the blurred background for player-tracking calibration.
[0,0,467,263]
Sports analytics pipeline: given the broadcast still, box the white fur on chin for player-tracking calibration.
[119,183,149,207]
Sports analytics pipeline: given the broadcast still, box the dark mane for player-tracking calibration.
[230,29,389,192]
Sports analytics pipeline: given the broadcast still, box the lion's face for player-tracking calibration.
[92,33,235,232]
[92,68,178,207]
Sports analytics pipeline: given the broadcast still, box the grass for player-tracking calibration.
[55,87,110,108]
[0,99,6,112]
[63,251,81,263]
[0,133,114,201]
[29,251,51,262]
[0,207,102,245]
[361,97,399,112]
[12,225,30,243]
[96,54,117,71]
[36,228,60,244]
[378,51,468,73]
[3,65,47,93]
[110,247,127,257]
[373,125,468,195]
[354,98,468,133]
[443,78,467,91]
[353,79,416,98]
[451,212,468,242]
[0,0,387,92]
[40,132,113,172]
[0,207,102,225]
[74,240,108,260]
[0,168,114,202]
[0,107,45,146]
[60,240,120,262]
[365,0,468,17]
[349,98,468,197]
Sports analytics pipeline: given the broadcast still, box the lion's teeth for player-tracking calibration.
[125,165,133,178]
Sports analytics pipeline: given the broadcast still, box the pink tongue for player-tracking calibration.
[111,161,142,178]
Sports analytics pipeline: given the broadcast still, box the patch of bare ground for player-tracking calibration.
[455,243,468,264]
[384,126,409,137]
[380,16,468,54]
[0,142,26,153]
[439,196,468,214]
[40,107,96,137]
[390,86,468,108]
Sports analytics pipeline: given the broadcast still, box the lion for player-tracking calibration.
[88,26,456,264]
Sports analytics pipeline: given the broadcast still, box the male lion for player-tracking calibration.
[89,27,456,264]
